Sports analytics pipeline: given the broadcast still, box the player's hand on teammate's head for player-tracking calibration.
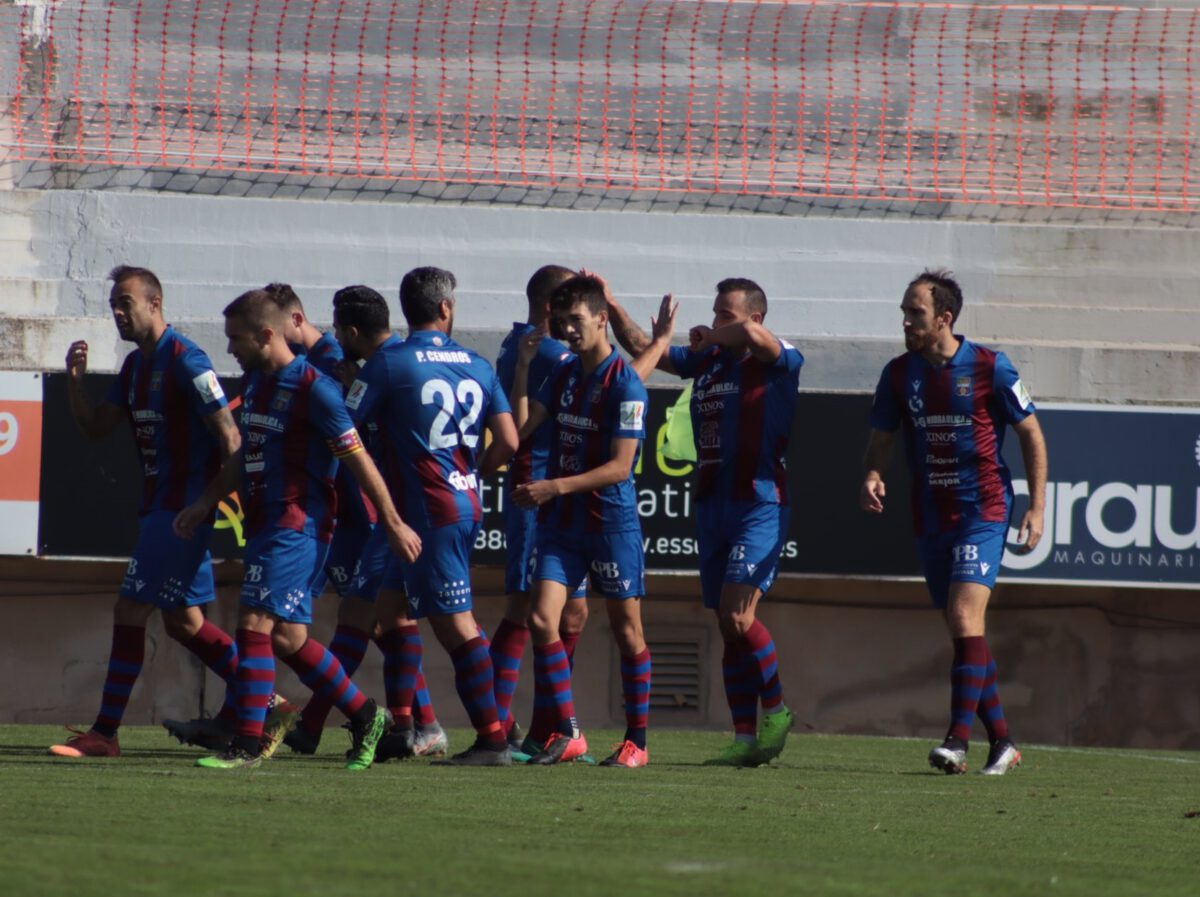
[66,340,89,379]
[651,294,678,342]
[579,268,614,304]
[689,324,713,352]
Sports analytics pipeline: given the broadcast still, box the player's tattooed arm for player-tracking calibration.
[586,268,679,376]
[174,405,243,539]
[341,448,422,562]
[629,293,679,383]
[859,428,896,514]
[480,411,519,477]
[64,340,125,439]
[690,320,782,365]
[1012,414,1048,553]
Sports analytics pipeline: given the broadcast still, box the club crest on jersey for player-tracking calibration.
[955,376,971,397]
[150,371,163,391]
[590,383,603,403]
[908,380,924,414]
[272,389,292,411]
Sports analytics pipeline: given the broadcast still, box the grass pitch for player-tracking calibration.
[2,726,1196,897]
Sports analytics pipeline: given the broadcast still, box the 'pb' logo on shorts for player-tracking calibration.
[245,564,264,583]
[952,544,979,562]
[590,559,620,579]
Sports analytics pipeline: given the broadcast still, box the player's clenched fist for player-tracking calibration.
[66,340,90,381]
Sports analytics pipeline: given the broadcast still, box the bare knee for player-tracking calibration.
[560,599,588,636]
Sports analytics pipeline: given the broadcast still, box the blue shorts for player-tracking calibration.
[533,528,644,600]
[383,521,477,619]
[504,505,587,598]
[918,520,1008,609]
[697,500,789,609]
[120,510,216,609]
[344,521,394,602]
[312,519,373,599]
[240,529,329,624]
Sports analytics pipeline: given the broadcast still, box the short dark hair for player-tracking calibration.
[550,274,606,316]
[223,289,287,331]
[333,285,390,336]
[907,269,964,324]
[399,266,456,326]
[716,277,767,318]
[263,282,304,312]
[109,265,163,299]
[526,265,577,309]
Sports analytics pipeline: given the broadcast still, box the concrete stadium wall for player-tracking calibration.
[4,558,1199,751]
[2,187,1199,403]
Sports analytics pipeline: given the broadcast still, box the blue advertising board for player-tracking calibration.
[1001,403,1200,588]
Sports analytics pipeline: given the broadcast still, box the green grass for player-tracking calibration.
[2,726,1197,897]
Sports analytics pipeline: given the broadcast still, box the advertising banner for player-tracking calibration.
[0,372,43,556]
[35,373,1200,589]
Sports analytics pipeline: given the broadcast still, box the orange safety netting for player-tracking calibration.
[2,1,1198,211]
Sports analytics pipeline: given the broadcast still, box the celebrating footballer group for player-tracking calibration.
[50,262,1045,776]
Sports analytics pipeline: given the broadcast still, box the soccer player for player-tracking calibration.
[50,266,243,759]
[859,269,1047,776]
[512,274,676,768]
[350,266,519,766]
[262,284,447,758]
[178,290,418,770]
[491,264,591,755]
[607,277,803,767]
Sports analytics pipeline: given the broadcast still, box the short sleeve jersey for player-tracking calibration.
[495,323,573,488]
[345,329,511,531]
[869,337,1035,536]
[105,326,229,516]
[238,356,365,542]
[294,332,376,527]
[535,348,647,535]
[667,340,804,505]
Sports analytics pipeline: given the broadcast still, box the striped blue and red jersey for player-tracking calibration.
[294,332,377,527]
[345,329,510,531]
[496,322,572,488]
[105,326,228,516]
[535,348,647,535]
[238,356,365,543]
[869,337,1035,536]
[668,340,804,505]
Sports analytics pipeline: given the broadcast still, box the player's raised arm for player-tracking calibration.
[65,340,125,439]
[1011,414,1048,553]
[628,293,679,383]
[174,405,243,539]
[689,318,782,365]
[860,428,895,514]
[479,410,518,477]
[590,269,679,377]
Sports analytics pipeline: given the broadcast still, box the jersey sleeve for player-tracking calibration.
[177,347,229,418]
[611,374,649,442]
[774,339,805,377]
[104,356,134,409]
[486,365,513,418]
[992,351,1035,424]
[668,345,700,379]
[311,374,365,458]
[868,361,903,432]
[344,353,387,427]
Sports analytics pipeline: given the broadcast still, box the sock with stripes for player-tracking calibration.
[721,638,758,738]
[449,636,504,746]
[620,648,652,749]
[233,628,275,743]
[281,637,367,719]
[948,635,989,744]
[533,640,578,738]
[490,617,529,728]
[741,620,784,712]
[975,641,1010,743]
[298,624,370,737]
[91,624,145,738]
